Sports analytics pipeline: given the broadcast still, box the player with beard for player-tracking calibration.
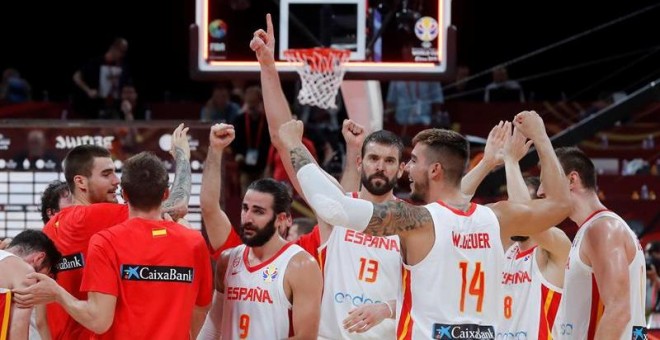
[197,123,322,339]
[462,123,569,339]
[242,15,406,338]
[279,111,572,339]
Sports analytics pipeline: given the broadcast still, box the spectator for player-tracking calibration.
[386,43,444,126]
[118,83,149,120]
[200,83,240,123]
[40,180,72,224]
[0,68,31,103]
[484,66,525,102]
[72,37,130,119]
[444,65,483,101]
[232,86,271,195]
[12,130,59,171]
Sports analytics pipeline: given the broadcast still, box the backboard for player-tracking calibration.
[191,0,456,80]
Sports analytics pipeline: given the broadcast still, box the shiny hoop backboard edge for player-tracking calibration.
[190,0,456,81]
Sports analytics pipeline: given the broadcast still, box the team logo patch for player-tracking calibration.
[121,264,193,283]
[57,253,84,271]
[262,264,278,283]
[433,323,495,339]
[632,326,648,340]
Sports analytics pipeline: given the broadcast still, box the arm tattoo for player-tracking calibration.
[289,146,313,172]
[161,146,192,220]
[365,201,433,236]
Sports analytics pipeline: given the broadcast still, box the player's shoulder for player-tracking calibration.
[288,247,319,270]
[1,255,34,287]
[583,214,631,245]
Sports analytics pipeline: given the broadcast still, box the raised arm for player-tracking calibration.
[161,123,192,220]
[492,111,571,235]
[200,123,236,251]
[339,119,367,192]
[460,121,507,200]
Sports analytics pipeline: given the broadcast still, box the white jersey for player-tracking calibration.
[500,244,562,340]
[554,210,646,340]
[318,226,401,339]
[221,243,303,340]
[397,201,504,340]
[0,249,15,262]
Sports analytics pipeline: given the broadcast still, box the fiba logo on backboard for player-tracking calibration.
[414,16,439,48]
[208,19,227,39]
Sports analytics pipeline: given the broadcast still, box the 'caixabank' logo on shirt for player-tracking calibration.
[57,253,85,271]
[433,323,495,339]
[121,264,194,283]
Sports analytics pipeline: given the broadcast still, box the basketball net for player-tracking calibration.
[284,48,350,110]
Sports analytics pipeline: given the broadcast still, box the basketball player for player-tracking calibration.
[246,15,404,338]
[462,123,569,338]
[197,123,322,339]
[550,147,646,339]
[14,152,212,339]
[20,123,192,340]
[278,110,571,339]
[0,230,60,340]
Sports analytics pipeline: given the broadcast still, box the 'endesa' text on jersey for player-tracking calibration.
[452,231,491,249]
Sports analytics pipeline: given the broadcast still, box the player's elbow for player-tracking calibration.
[548,199,572,222]
[88,317,113,335]
[309,194,350,227]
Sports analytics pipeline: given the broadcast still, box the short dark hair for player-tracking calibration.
[40,180,69,224]
[121,152,169,211]
[292,217,316,235]
[64,145,112,193]
[247,178,292,215]
[412,129,469,187]
[524,176,541,199]
[9,230,61,276]
[361,130,405,162]
[555,147,597,191]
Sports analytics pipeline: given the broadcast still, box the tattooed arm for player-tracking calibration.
[161,123,192,220]
[279,121,432,236]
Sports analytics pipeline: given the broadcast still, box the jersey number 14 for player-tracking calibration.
[459,261,485,313]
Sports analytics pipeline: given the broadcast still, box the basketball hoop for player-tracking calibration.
[284,48,350,110]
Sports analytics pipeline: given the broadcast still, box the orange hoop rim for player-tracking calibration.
[284,47,351,72]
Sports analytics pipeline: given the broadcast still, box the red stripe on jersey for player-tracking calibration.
[397,267,414,340]
[436,200,477,216]
[538,285,562,339]
[243,242,295,273]
[317,247,327,277]
[587,275,604,340]
[545,287,562,330]
[0,291,10,340]
[351,192,359,198]
[515,246,537,260]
